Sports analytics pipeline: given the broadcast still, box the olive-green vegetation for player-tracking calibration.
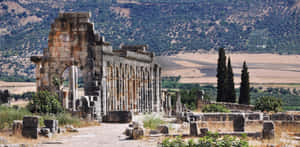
[226,57,236,103]
[143,115,165,130]
[0,105,82,129]
[216,48,227,102]
[239,62,250,105]
[202,104,230,113]
[0,105,31,129]
[0,89,10,105]
[1,0,300,81]
[27,91,63,114]
[254,96,283,112]
[162,76,300,111]
[161,132,248,147]
[1,0,299,55]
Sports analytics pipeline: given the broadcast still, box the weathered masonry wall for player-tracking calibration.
[31,12,162,121]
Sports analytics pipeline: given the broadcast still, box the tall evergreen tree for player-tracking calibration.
[225,57,236,103]
[216,48,227,102]
[239,61,250,105]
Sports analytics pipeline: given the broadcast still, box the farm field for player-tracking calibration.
[158,53,300,86]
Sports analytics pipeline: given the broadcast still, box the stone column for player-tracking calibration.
[263,121,275,139]
[176,91,182,113]
[167,94,172,116]
[69,65,78,111]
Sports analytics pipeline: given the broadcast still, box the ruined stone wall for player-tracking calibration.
[31,12,162,120]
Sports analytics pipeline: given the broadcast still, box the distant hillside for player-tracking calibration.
[0,0,300,79]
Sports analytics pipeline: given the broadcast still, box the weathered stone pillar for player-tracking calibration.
[190,122,198,136]
[233,114,245,132]
[167,93,172,116]
[262,121,275,139]
[176,91,182,114]
[69,65,78,111]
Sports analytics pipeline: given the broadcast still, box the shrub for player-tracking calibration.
[143,115,165,130]
[202,104,230,113]
[161,132,248,147]
[254,96,283,112]
[27,91,63,114]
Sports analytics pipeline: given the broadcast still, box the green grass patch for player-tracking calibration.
[202,104,230,113]
[143,115,165,130]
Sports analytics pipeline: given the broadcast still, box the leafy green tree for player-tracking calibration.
[216,48,227,102]
[239,61,250,105]
[27,91,63,114]
[225,57,236,103]
[254,96,283,112]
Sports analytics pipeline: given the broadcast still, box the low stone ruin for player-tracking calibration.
[124,122,144,139]
[22,116,39,139]
[262,121,275,139]
[12,120,22,136]
[103,111,132,123]
[185,112,300,140]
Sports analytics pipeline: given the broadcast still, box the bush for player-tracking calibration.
[254,96,283,112]
[161,132,248,147]
[202,104,230,113]
[27,91,63,114]
[143,115,165,130]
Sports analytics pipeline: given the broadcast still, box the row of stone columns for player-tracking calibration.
[104,63,161,113]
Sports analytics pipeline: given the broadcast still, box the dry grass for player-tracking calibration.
[159,53,300,85]
[0,81,36,94]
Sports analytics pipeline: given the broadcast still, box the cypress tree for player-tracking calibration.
[239,61,250,105]
[225,57,236,103]
[216,48,227,102]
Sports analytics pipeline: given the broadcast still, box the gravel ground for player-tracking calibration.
[40,123,158,147]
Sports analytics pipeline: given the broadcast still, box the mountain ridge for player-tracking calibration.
[0,0,299,79]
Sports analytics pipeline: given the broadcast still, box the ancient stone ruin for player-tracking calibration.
[31,12,163,121]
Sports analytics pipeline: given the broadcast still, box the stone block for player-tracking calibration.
[103,111,132,123]
[132,128,144,139]
[246,113,261,120]
[262,121,275,139]
[12,120,23,136]
[157,125,169,134]
[270,113,293,121]
[44,120,55,128]
[200,128,208,136]
[293,115,300,121]
[40,128,50,136]
[190,122,198,136]
[22,128,38,139]
[23,116,39,128]
[125,127,144,139]
[233,114,245,132]
[44,120,58,133]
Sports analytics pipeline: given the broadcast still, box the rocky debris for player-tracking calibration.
[58,128,66,134]
[233,114,245,132]
[44,120,58,133]
[124,122,144,139]
[156,125,169,134]
[22,116,39,139]
[262,121,275,139]
[190,122,198,136]
[40,128,52,138]
[12,120,23,136]
[200,128,208,136]
[65,125,79,132]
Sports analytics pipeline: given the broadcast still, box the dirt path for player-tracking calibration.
[40,123,158,147]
